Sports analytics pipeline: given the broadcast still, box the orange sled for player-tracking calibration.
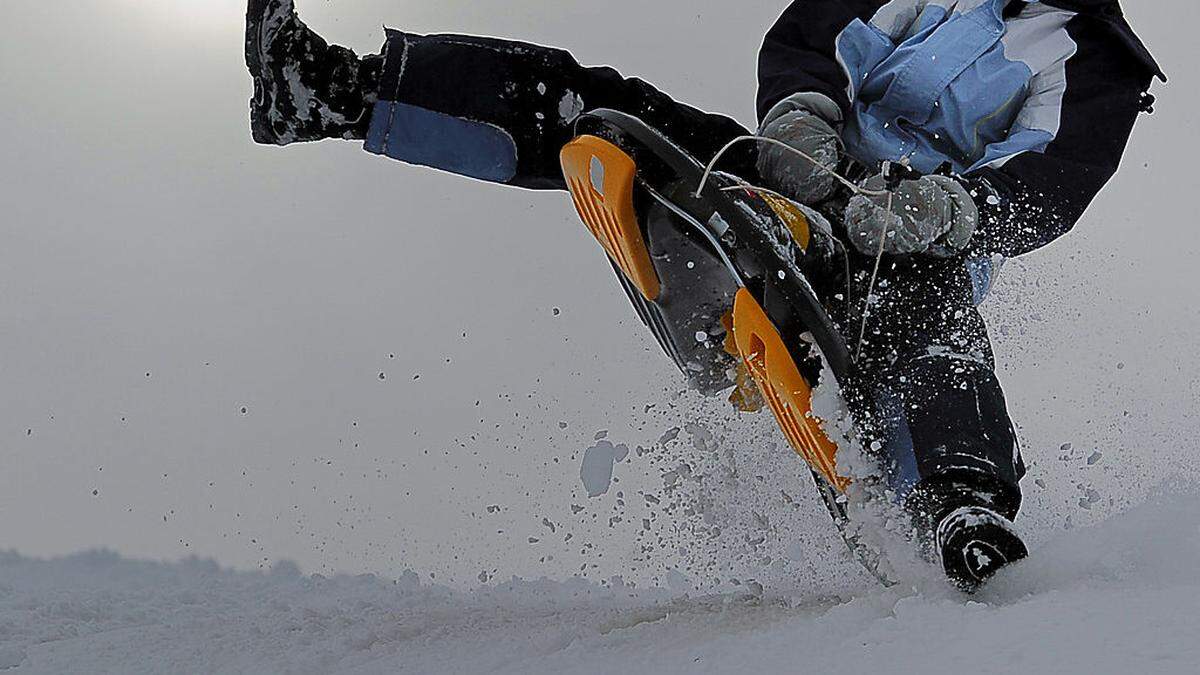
[559,110,880,575]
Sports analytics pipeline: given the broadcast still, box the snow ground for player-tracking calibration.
[3,491,1197,674]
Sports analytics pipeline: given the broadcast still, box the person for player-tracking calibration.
[245,0,1162,587]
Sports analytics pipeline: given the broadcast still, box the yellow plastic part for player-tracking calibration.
[722,310,765,413]
[561,135,661,302]
[758,192,812,250]
[731,289,850,491]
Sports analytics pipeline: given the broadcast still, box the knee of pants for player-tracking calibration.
[868,353,1024,503]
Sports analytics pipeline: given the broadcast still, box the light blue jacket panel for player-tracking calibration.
[834,0,1077,175]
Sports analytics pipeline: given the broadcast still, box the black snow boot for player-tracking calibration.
[936,506,1028,592]
[245,0,382,145]
[906,471,1027,592]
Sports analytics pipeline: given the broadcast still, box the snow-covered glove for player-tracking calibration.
[756,109,841,205]
[844,173,978,258]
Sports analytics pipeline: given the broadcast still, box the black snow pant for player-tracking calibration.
[359,30,1024,518]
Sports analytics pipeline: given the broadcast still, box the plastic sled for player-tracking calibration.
[559,109,887,580]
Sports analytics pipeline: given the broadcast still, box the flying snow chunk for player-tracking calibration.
[559,91,585,123]
[580,441,629,498]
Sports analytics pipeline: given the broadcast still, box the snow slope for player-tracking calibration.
[3,491,1197,674]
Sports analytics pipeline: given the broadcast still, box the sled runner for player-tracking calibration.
[560,109,887,580]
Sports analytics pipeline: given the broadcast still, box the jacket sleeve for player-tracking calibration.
[964,21,1157,258]
[756,1,885,124]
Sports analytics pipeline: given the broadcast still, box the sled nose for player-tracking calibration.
[731,289,849,491]
[561,135,661,302]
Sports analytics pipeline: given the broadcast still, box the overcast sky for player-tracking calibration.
[0,1,1196,589]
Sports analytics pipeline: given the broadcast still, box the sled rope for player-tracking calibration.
[695,135,888,199]
[696,135,896,364]
[855,191,892,362]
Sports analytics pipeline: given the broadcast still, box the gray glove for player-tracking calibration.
[757,109,841,205]
[844,173,978,258]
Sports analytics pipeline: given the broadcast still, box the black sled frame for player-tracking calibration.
[560,109,887,581]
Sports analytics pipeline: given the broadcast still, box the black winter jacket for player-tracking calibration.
[757,0,1163,257]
